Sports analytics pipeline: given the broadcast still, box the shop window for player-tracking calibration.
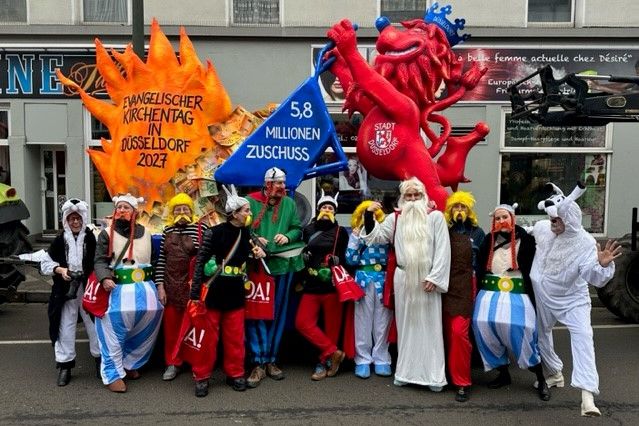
[313,45,378,103]
[381,0,429,23]
[233,0,280,25]
[0,0,26,22]
[505,116,606,148]
[0,110,8,140]
[0,110,9,184]
[332,113,361,149]
[0,147,9,185]
[528,0,572,23]
[501,112,609,234]
[87,146,114,224]
[91,116,110,141]
[312,111,400,225]
[83,0,128,23]
[315,152,399,221]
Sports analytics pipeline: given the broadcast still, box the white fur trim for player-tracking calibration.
[113,193,144,209]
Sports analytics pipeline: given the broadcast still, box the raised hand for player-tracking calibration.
[597,239,622,268]
[366,201,383,212]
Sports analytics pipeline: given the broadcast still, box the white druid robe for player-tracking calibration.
[362,210,451,387]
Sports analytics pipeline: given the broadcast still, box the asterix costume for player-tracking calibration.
[155,193,207,380]
[93,194,163,389]
[40,198,100,385]
[472,202,549,400]
[529,183,615,416]
[345,201,392,378]
[443,191,485,400]
[188,185,252,393]
[296,192,349,380]
[246,167,305,384]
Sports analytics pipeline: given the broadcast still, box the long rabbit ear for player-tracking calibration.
[229,184,239,197]
[320,189,325,199]
[222,185,232,197]
[566,181,587,202]
[334,191,339,203]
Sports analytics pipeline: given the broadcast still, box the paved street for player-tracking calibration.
[0,302,638,426]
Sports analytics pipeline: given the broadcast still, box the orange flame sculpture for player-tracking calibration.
[56,20,232,212]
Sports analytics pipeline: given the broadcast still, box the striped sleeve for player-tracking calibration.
[155,222,209,286]
[154,229,169,286]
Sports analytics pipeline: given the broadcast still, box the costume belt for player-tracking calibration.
[220,263,247,277]
[114,266,154,284]
[481,274,525,294]
[307,267,332,282]
[359,264,386,272]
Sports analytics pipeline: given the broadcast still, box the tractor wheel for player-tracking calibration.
[0,221,33,304]
[596,235,639,323]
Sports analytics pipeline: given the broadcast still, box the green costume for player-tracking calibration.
[247,192,305,275]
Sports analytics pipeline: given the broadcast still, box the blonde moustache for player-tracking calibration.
[317,211,335,222]
[173,214,192,225]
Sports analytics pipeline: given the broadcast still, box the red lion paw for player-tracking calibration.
[460,63,487,90]
[327,19,358,55]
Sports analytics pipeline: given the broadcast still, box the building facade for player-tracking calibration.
[1,0,637,237]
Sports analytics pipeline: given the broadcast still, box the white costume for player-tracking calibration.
[362,206,451,387]
[40,199,100,372]
[530,184,615,397]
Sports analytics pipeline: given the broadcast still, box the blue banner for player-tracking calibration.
[215,51,348,189]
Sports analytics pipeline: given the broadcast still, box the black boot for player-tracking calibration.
[455,386,470,402]
[488,365,511,389]
[529,363,551,401]
[226,376,247,392]
[57,368,71,386]
[94,357,101,380]
[195,380,209,398]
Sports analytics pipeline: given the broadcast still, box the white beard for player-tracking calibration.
[397,200,432,300]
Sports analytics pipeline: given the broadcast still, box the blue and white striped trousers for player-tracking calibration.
[95,280,163,385]
[472,289,541,371]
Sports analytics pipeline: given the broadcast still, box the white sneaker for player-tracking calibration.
[393,379,407,387]
[534,371,564,389]
[581,390,601,417]
[428,385,444,393]
[162,365,179,381]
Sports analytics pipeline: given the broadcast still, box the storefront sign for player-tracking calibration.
[504,114,607,148]
[313,46,638,103]
[0,50,110,97]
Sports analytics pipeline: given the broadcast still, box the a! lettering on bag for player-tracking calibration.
[246,280,270,302]
[84,280,100,301]
[184,327,205,349]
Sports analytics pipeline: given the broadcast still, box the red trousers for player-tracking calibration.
[443,313,472,387]
[295,293,343,362]
[163,305,185,366]
[191,307,245,381]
